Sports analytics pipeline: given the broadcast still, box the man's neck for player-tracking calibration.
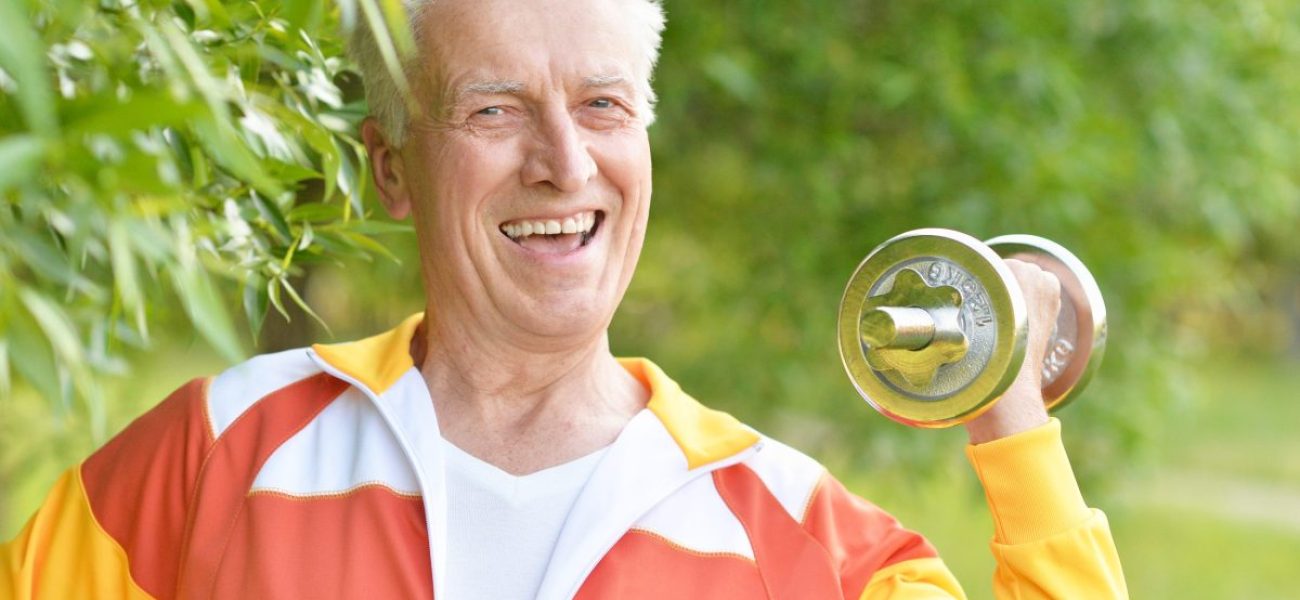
[414,314,648,476]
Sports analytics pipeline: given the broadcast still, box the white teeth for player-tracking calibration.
[501,210,598,240]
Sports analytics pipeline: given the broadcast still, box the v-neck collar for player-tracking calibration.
[441,437,609,504]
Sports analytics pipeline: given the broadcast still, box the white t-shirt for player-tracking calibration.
[442,439,608,599]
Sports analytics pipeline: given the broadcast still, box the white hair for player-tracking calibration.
[348,0,667,147]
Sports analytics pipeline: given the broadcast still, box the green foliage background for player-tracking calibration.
[635,0,1300,477]
[2,0,1299,595]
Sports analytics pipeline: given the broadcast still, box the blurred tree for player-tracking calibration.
[0,0,412,441]
[628,0,1300,480]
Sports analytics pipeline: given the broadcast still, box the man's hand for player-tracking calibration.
[964,259,1062,444]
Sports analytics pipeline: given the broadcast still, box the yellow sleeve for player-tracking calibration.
[861,557,966,599]
[0,468,154,599]
[966,418,1128,599]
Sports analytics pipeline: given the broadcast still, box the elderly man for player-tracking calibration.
[2,0,1125,598]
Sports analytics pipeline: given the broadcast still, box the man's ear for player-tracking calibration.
[360,117,412,220]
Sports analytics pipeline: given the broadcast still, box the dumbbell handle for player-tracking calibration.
[861,307,941,350]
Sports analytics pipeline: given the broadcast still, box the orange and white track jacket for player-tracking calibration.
[1,314,1126,598]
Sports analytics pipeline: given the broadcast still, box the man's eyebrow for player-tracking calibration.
[582,74,631,89]
[449,76,632,106]
[454,79,526,102]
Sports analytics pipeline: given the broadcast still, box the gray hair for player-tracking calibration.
[348,0,667,147]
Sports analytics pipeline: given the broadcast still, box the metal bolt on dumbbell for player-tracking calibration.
[837,229,1107,428]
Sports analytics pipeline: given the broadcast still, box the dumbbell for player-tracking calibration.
[836,229,1107,428]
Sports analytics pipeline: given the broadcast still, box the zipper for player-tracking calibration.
[307,350,444,599]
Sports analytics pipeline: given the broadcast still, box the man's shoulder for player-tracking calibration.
[731,430,938,569]
[716,429,830,523]
[745,433,828,486]
[206,346,325,436]
[211,345,323,388]
[635,358,832,518]
[717,422,901,529]
[92,346,326,459]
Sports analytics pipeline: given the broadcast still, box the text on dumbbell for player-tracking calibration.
[925,262,994,327]
[1041,337,1074,383]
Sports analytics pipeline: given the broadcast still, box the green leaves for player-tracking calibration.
[281,0,326,33]
[635,0,1300,481]
[170,264,244,364]
[355,0,416,115]
[107,221,145,337]
[17,289,85,386]
[0,0,409,422]
[0,136,47,194]
[0,0,58,136]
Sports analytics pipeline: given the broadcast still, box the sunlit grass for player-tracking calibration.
[1111,504,1300,599]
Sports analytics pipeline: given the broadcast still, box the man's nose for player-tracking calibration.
[521,108,597,193]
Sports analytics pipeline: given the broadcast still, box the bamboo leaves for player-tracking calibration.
[0,0,410,421]
[0,0,58,136]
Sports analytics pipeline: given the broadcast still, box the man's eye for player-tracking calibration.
[588,98,614,109]
[477,106,504,116]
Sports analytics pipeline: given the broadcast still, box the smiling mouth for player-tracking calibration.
[500,210,603,251]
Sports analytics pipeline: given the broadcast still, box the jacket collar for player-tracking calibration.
[310,314,760,469]
[313,314,763,599]
[310,313,423,396]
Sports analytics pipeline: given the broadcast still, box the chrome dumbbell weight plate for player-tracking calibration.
[985,235,1107,411]
[837,229,1028,427]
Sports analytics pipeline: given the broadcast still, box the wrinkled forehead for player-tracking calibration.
[412,0,656,104]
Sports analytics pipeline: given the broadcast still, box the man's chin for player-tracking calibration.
[504,294,615,343]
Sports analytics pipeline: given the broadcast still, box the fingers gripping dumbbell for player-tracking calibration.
[836,229,1107,428]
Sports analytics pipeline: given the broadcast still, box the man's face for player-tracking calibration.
[390,0,654,344]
